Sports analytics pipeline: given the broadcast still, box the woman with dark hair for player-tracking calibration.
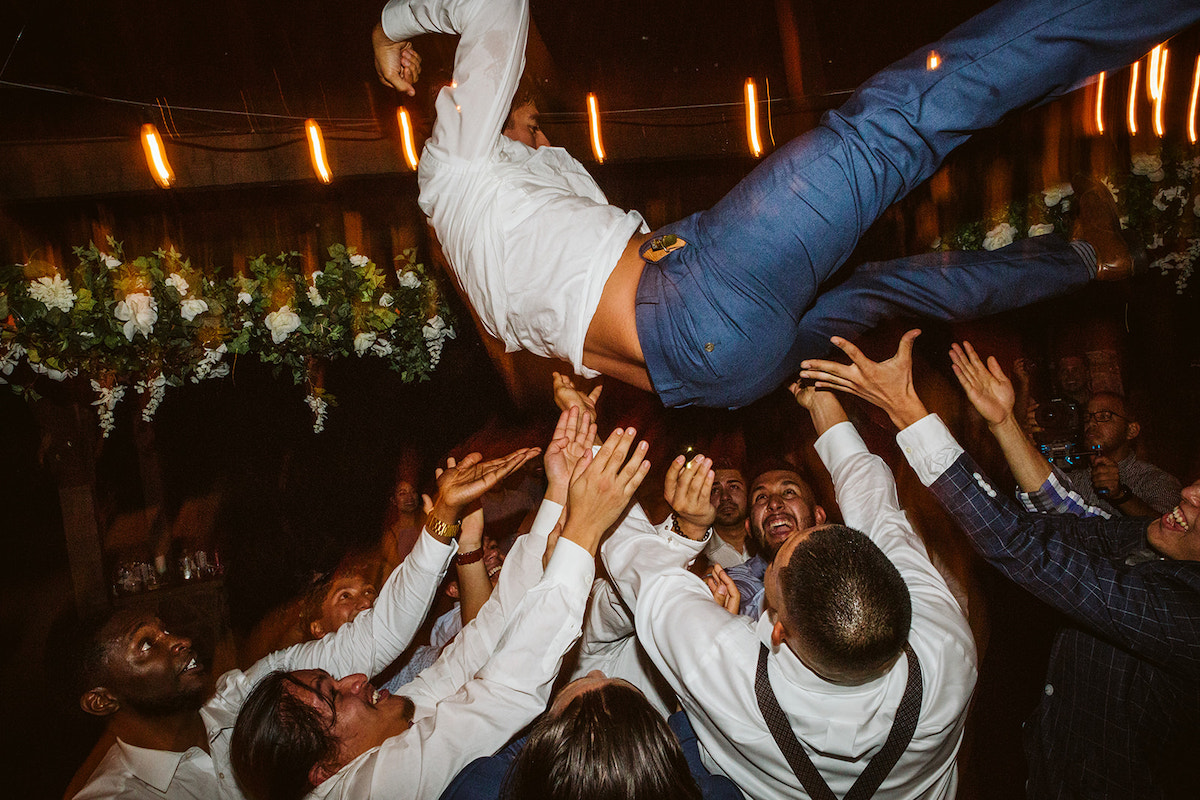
[503,679,702,800]
[442,673,739,800]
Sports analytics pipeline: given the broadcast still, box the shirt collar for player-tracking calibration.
[115,737,186,794]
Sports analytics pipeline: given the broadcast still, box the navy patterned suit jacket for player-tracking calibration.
[928,452,1200,799]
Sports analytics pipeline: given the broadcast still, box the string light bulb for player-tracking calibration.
[140,123,174,188]
[1151,45,1168,138]
[1094,71,1106,134]
[1189,55,1200,144]
[926,51,941,71]
[305,118,332,184]
[587,93,605,164]
[1128,60,1140,135]
[745,79,763,158]
[396,108,420,171]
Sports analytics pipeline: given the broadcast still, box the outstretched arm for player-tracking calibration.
[251,446,539,682]
[378,0,531,162]
[454,507,491,625]
[799,329,929,430]
[948,342,1112,518]
[948,341,1053,492]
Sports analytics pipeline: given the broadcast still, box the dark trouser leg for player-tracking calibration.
[787,235,1092,363]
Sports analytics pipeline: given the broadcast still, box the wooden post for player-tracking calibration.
[35,393,109,615]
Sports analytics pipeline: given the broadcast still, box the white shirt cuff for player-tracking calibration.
[895,413,964,486]
[543,537,596,585]
[528,498,565,539]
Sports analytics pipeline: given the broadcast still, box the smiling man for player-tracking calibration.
[724,466,826,618]
[800,332,1200,797]
[601,388,976,799]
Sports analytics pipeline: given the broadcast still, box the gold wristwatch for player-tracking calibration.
[425,514,461,543]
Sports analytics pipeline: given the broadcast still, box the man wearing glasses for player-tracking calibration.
[1060,392,1182,518]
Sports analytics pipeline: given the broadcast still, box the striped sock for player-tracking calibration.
[1069,240,1098,278]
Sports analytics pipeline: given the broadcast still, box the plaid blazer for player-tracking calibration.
[929,452,1200,799]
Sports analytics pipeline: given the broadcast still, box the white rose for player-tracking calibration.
[371,339,393,357]
[311,270,324,281]
[398,271,421,289]
[1028,223,1055,237]
[166,272,189,296]
[264,305,301,344]
[982,222,1017,251]
[379,293,394,307]
[1132,153,1165,182]
[1149,233,1165,250]
[114,292,158,341]
[1042,183,1074,207]
[28,274,77,313]
[102,254,121,269]
[238,291,253,305]
[354,331,376,356]
[307,284,325,307]
[349,254,369,267]
[180,298,209,321]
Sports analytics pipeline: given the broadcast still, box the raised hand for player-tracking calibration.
[552,371,602,419]
[948,341,1016,427]
[664,454,716,540]
[561,427,651,555]
[799,329,928,429]
[544,406,597,504]
[703,563,741,615]
[432,448,541,521]
[371,24,422,96]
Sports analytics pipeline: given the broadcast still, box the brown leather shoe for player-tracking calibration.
[1071,175,1147,281]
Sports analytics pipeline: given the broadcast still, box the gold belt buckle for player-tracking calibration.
[641,234,688,263]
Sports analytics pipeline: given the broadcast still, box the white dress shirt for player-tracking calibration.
[74,531,455,800]
[703,532,751,569]
[311,498,595,800]
[603,421,977,800]
[380,0,647,376]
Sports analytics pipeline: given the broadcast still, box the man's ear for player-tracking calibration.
[81,687,120,717]
[770,619,788,648]
[309,760,336,788]
[309,620,327,639]
[814,505,827,526]
[1125,421,1141,441]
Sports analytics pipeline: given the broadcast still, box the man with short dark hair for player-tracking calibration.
[71,447,537,800]
[799,330,1200,798]
[1060,391,1182,517]
[725,466,827,618]
[600,387,976,799]
[702,466,752,569]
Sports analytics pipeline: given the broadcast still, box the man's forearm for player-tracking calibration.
[989,414,1052,492]
[806,391,850,436]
